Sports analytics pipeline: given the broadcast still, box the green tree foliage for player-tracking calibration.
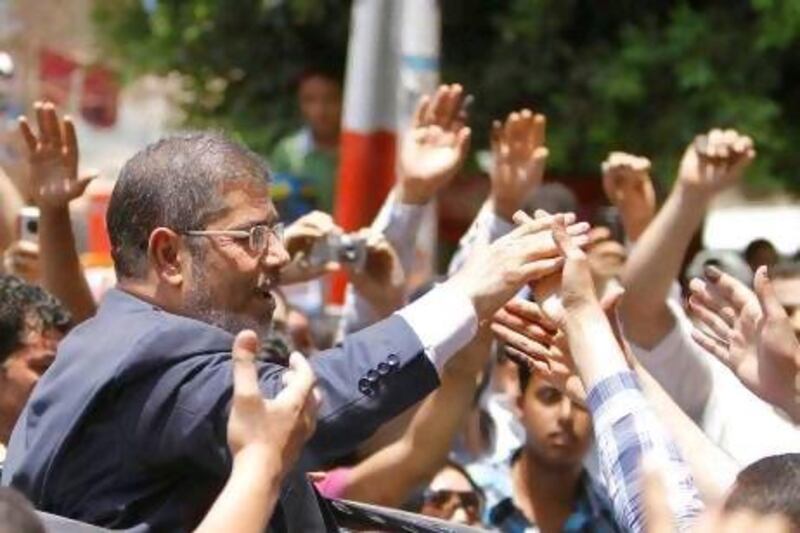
[95,0,800,191]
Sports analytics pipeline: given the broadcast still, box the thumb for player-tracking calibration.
[754,266,787,320]
[281,352,316,403]
[75,172,98,195]
[232,330,261,398]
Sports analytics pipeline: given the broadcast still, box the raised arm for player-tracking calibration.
[494,216,703,532]
[340,84,471,334]
[620,130,755,348]
[195,331,318,533]
[18,102,97,323]
[335,331,492,507]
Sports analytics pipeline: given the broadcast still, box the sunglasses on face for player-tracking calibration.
[422,489,483,517]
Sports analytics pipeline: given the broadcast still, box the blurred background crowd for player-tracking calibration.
[1,1,800,532]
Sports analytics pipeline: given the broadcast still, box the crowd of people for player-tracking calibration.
[0,79,797,533]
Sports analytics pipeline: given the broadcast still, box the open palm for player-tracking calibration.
[398,84,471,203]
[20,101,94,209]
[689,266,800,420]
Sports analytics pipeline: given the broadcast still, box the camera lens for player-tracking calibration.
[26,219,38,234]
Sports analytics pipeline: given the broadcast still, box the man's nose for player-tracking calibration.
[450,507,471,525]
[263,239,291,269]
[558,397,574,421]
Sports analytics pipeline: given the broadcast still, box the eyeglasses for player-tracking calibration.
[422,489,483,518]
[183,223,284,254]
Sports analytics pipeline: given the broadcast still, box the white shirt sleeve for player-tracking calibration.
[396,281,479,374]
[625,286,713,422]
[338,191,427,337]
[628,283,800,465]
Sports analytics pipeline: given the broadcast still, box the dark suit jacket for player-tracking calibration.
[1,289,439,531]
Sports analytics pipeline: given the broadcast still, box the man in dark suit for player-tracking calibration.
[2,100,579,530]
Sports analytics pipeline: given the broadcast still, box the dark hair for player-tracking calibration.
[295,65,343,90]
[744,238,777,264]
[724,453,800,528]
[107,133,270,279]
[0,275,71,365]
[0,488,45,533]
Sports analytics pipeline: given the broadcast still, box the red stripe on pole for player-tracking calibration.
[330,129,397,303]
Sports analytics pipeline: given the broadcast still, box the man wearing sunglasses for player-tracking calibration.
[2,90,583,531]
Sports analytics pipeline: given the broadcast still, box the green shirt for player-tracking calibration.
[269,128,339,213]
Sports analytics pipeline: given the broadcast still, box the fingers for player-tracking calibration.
[502,298,559,331]
[279,351,318,410]
[491,322,553,365]
[231,330,262,399]
[425,84,465,130]
[504,344,550,374]
[688,297,733,342]
[754,266,788,320]
[18,117,37,152]
[62,116,79,163]
[552,215,585,260]
[412,95,431,127]
[690,327,732,368]
[699,265,755,312]
[687,278,736,325]
[494,306,556,345]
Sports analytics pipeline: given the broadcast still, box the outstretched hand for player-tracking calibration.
[227,330,319,471]
[19,101,95,210]
[397,84,471,205]
[490,109,548,220]
[688,266,800,422]
[449,210,590,321]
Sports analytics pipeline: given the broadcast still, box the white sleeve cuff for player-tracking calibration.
[395,282,479,374]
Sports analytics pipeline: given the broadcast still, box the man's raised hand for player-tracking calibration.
[397,84,471,205]
[19,101,95,210]
[490,109,548,221]
[688,266,800,422]
[448,210,589,321]
[228,330,318,471]
[601,151,655,241]
[677,128,755,197]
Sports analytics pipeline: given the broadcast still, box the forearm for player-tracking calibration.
[39,207,97,322]
[340,190,421,335]
[195,450,284,533]
[621,184,709,341]
[635,362,737,501]
[587,372,704,532]
[563,305,630,391]
[343,371,479,507]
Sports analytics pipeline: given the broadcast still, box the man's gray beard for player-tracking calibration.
[184,263,272,340]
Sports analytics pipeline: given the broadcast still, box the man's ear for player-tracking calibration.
[148,227,185,287]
